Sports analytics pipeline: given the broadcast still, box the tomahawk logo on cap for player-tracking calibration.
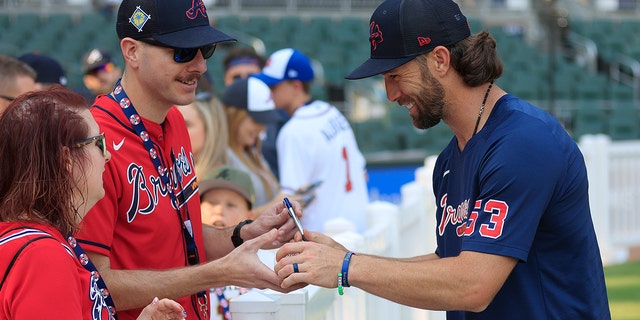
[346,0,470,80]
[116,0,235,48]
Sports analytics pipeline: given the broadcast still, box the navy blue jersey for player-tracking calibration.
[433,94,610,320]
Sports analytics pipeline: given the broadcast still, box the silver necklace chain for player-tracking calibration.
[473,81,494,136]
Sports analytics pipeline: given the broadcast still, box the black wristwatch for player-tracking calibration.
[231,219,253,248]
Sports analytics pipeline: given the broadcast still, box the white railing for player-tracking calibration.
[230,134,640,319]
[579,134,640,263]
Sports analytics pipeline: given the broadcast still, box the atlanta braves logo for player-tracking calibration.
[438,194,509,239]
[438,194,470,237]
[124,148,197,223]
[126,163,158,222]
[369,21,383,51]
[186,0,207,20]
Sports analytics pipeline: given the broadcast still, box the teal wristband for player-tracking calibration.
[341,251,355,287]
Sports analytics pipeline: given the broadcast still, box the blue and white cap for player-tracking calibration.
[253,48,314,86]
[222,77,281,124]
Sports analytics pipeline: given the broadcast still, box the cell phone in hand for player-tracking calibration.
[301,193,316,207]
[295,180,323,195]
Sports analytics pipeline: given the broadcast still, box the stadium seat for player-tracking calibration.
[609,83,635,101]
[574,73,609,101]
[571,100,608,139]
[45,12,73,32]
[608,100,639,140]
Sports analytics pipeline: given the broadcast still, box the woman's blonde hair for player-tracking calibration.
[225,106,278,199]
[192,97,229,177]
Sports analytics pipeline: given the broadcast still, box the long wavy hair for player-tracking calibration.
[192,97,229,178]
[225,106,278,200]
[0,85,90,236]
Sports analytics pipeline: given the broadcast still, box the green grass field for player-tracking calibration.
[605,260,640,320]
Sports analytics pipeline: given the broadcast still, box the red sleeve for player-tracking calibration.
[4,239,84,320]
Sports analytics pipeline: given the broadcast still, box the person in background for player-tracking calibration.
[255,48,369,233]
[75,0,304,319]
[199,166,256,244]
[199,166,277,320]
[221,45,287,178]
[222,45,265,86]
[177,96,229,177]
[221,77,282,214]
[0,86,186,320]
[0,54,38,113]
[81,48,123,103]
[275,0,610,319]
[178,70,229,179]
[17,52,68,89]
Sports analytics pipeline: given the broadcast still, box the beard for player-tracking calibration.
[411,61,446,130]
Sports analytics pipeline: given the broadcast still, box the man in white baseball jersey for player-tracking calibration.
[254,48,369,233]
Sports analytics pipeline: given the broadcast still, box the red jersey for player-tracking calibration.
[76,95,208,320]
[0,222,112,320]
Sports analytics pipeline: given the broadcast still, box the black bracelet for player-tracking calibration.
[231,219,253,248]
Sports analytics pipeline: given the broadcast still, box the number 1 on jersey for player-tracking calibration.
[342,147,352,192]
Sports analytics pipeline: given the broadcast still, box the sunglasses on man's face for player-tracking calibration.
[76,132,107,157]
[87,62,115,76]
[138,38,216,63]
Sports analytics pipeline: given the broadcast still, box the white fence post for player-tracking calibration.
[579,134,616,265]
[261,288,308,320]
[229,290,280,320]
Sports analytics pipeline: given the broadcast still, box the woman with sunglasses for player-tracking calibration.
[0,86,187,320]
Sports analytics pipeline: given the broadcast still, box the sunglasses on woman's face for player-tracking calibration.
[138,38,217,63]
[76,132,107,157]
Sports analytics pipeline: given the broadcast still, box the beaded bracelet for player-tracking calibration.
[337,272,344,295]
[341,251,355,287]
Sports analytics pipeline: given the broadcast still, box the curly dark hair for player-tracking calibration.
[447,30,503,87]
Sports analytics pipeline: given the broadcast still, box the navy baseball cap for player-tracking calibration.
[222,77,281,125]
[346,0,470,80]
[253,48,314,87]
[82,48,114,74]
[18,53,67,86]
[116,0,235,48]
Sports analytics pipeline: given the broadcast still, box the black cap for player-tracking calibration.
[346,0,470,80]
[82,48,113,74]
[116,0,235,48]
[18,53,67,85]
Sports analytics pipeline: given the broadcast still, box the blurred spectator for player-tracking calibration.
[222,45,265,86]
[222,45,288,178]
[17,53,67,89]
[199,165,256,228]
[178,71,229,179]
[177,97,229,178]
[255,48,369,233]
[222,77,282,215]
[0,54,38,113]
[198,165,274,320]
[80,48,122,103]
